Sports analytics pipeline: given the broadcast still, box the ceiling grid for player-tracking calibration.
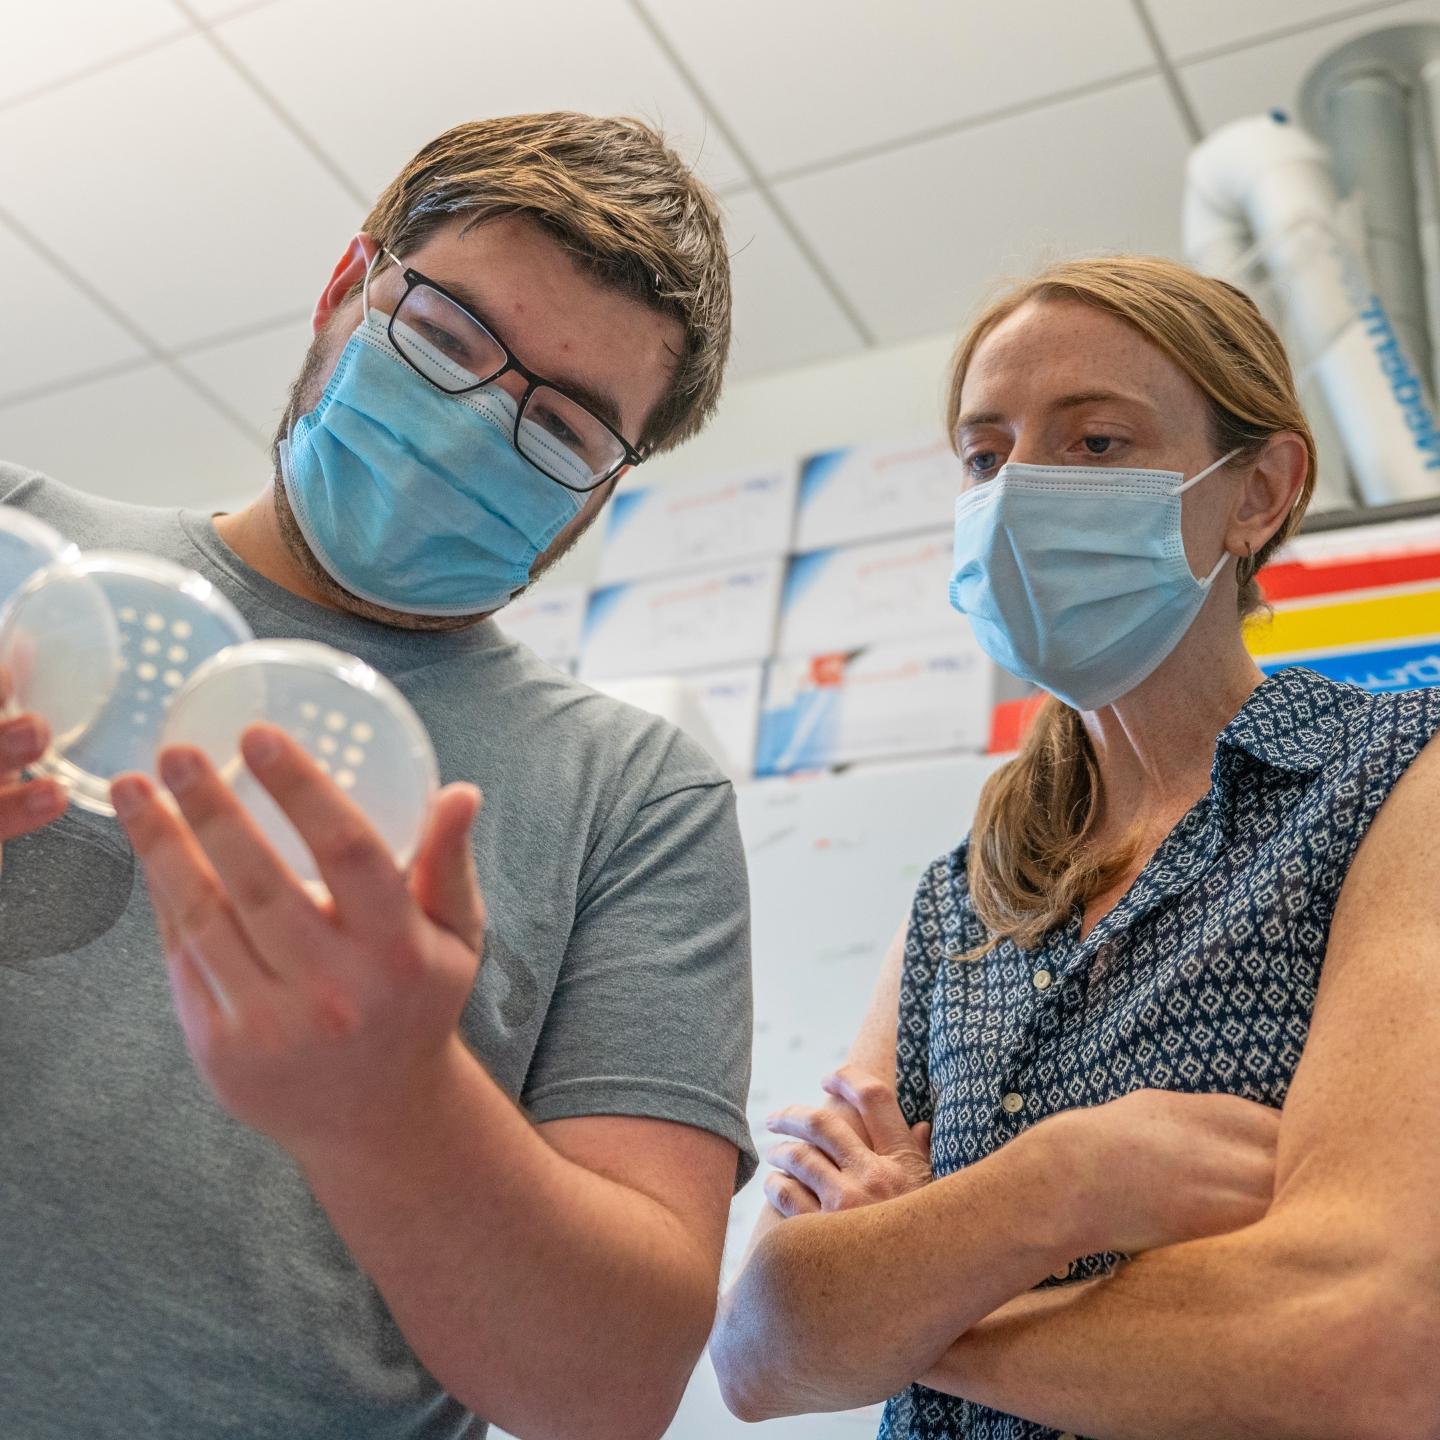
[0,0,1424,505]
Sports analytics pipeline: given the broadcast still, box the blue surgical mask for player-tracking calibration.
[948,449,1241,711]
[279,290,586,617]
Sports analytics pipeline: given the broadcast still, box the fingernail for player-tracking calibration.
[24,781,59,816]
[242,728,281,767]
[3,718,39,764]
[110,777,146,820]
[160,749,201,795]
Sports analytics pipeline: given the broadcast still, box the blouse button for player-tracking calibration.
[1001,1091,1024,1114]
[1033,969,1052,990]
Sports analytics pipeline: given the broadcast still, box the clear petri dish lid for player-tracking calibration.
[0,553,121,761]
[3,550,253,815]
[0,507,76,614]
[159,639,439,886]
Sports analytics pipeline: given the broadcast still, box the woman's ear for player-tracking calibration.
[1229,431,1308,557]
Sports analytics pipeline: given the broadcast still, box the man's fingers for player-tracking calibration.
[0,777,65,842]
[238,725,410,939]
[113,772,270,1012]
[155,745,329,971]
[408,783,484,952]
[0,713,64,843]
[0,712,49,775]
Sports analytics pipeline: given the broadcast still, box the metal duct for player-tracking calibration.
[1184,113,1440,505]
[1299,24,1440,397]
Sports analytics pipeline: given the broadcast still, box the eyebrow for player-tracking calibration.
[954,388,1156,432]
[420,269,628,435]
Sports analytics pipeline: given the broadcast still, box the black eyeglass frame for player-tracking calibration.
[384,262,649,493]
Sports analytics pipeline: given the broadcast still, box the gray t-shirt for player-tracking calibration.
[0,464,755,1440]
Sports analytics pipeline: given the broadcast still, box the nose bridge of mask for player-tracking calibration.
[350,302,520,444]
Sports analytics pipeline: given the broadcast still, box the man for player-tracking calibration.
[0,112,753,1440]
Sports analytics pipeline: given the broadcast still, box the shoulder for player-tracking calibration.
[0,464,182,553]
[1316,675,1440,779]
[1226,667,1440,786]
[497,647,731,799]
[475,647,735,877]
[0,458,46,503]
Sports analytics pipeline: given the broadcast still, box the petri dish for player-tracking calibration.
[0,508,107,744]
[0,553,121,761]
[2,551,253,815]
[0,507,75,612]
[159,639,439,885]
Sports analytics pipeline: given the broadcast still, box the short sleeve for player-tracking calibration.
[520,732,756,1191]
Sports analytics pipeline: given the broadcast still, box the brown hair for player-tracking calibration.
[951,255,1317,952]
[356,111,731,454]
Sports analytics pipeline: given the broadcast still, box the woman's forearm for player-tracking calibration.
[710,1125,1088,1420]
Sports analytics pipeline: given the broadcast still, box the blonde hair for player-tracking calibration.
[951,256,1317,952]
[358,112,731,454]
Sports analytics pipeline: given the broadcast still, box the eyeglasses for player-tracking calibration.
[372,250,647,493]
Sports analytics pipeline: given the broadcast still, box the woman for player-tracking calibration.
[711,256,1440,1439]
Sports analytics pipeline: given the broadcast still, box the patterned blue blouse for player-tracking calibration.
[880,667,1440,1440]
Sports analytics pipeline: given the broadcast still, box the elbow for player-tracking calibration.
[714,1354,785,1425]
[442,1294,714,1440]
[710,1269,805,1423]
[1290,1258,1440,1440]
[710,1296,784,1422]
[1347,1300,1440,1440]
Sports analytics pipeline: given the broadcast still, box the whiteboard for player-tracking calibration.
[671,751,1007,1439]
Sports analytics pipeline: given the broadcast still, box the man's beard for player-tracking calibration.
[267,323,590,634]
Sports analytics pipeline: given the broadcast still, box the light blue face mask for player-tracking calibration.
[279,280,586,617]
[948,449,1241,711]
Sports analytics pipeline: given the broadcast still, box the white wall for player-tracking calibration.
[544,327,961,592]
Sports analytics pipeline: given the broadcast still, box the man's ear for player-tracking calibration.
[1229,431,1308,557]
[312,234,380,335]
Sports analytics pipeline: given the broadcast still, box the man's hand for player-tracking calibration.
[0,660,68,847]
[111,723,485,1160]
[763,1064,932,1215]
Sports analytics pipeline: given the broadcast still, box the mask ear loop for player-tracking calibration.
[1176,446,1245,585]
[1175,445,1245,494]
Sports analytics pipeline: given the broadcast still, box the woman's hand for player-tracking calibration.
[763,1064,932,1217]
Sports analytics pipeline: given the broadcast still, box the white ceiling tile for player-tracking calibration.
[774,76,1191,346]
[0,222,148,401]
[0,0,186,108]
[184,0,283,20]
[1180,0,1440,132]
[0,33,362,352]
[1145,0,1404,64]
[721,189,863,379]
[214,0,747,196]
[177,319,312,446]
[640,0,1154,178]
[0,364,268,509]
